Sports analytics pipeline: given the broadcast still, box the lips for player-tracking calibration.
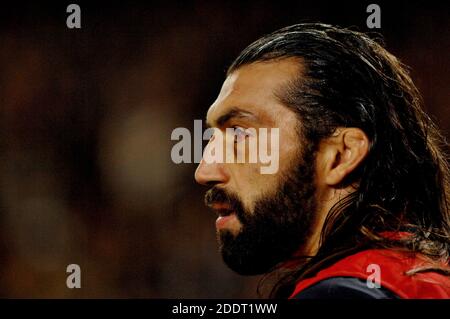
[209,203,233,217]
[207,202,239,230]
[215,213,237,229]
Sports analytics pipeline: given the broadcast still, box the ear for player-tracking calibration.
[316,128,369,186]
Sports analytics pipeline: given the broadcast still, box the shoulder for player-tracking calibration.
[290,249,450,299]
[292,276,399,299]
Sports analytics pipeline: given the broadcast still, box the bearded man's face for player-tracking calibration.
[195,58,319,275]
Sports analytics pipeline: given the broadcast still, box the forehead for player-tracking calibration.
[207,58,302,126]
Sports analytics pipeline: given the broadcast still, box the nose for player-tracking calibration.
[194,158,228,186]
[194,135,228,186]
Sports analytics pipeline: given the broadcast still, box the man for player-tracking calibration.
[194,23,450,298]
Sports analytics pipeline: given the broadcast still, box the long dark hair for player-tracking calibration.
[228,23,450,298]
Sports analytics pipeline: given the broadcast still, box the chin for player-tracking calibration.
[218,231,283,276]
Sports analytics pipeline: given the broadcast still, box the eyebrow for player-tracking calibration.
[206,107,258,128]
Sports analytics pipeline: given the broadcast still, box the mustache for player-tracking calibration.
[204,187,244,216]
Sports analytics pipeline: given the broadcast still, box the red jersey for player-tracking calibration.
[290,249,450,299]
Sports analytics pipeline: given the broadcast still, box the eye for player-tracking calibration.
[233,126,249,143]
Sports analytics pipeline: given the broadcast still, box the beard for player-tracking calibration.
[204,150,317,276]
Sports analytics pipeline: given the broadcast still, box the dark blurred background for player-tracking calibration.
[0,0,448,297]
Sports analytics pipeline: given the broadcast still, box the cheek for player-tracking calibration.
[226,129,300,204]
[227,162,261,192]
[243,165,283,204]
[223,163,265,210]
